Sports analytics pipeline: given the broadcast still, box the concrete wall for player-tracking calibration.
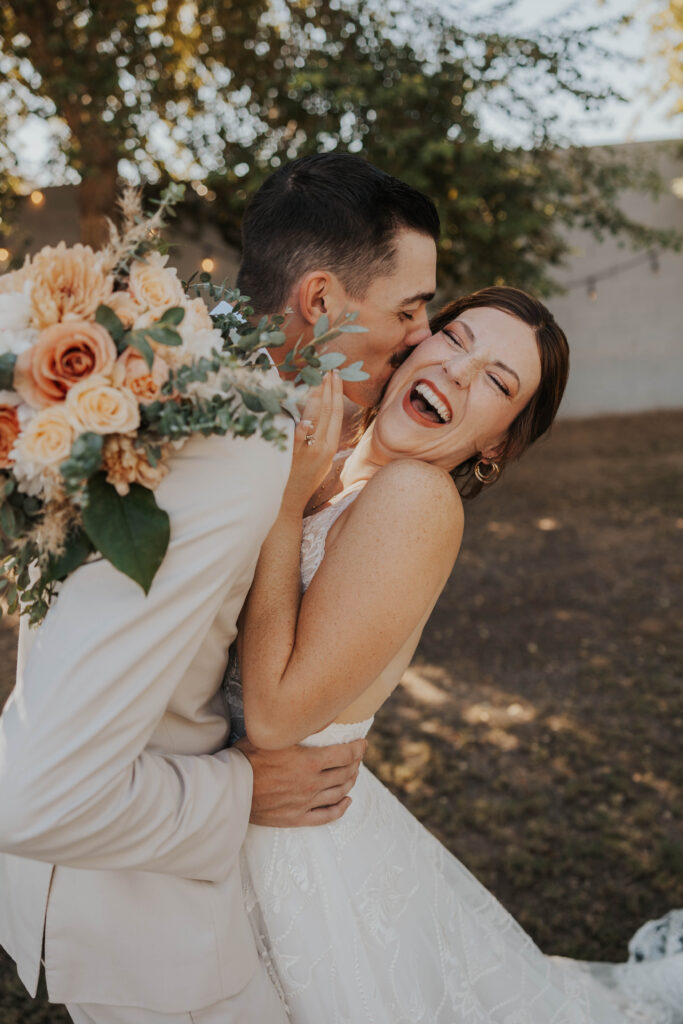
[547,141,683,418]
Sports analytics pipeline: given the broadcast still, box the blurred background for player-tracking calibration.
[0,1,681,1020]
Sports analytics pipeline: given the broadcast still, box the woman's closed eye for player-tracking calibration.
[488,374,511,396]
[445,329,512,396]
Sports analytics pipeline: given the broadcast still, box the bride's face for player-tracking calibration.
[372,306,542,470]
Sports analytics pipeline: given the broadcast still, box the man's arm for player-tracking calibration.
[0,433,290,882]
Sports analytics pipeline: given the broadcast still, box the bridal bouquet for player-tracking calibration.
[0,187,365,624]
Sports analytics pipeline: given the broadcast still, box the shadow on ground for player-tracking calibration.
[1,410,682,1020]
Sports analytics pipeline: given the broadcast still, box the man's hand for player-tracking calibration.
[235,736,366,827]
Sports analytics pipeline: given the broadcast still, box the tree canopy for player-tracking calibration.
[650,0,683,117]
[0,0,678,293]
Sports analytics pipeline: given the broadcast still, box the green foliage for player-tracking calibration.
[0,353,16,391]
[81,473,170,595]
[650,0,683,117]
[0,1,678,289]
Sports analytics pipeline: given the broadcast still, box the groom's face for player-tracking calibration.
[325,229,437,407]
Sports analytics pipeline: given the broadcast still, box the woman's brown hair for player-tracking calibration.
[357,286,569,499]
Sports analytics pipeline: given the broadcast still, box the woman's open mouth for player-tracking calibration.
[402,379,453,428]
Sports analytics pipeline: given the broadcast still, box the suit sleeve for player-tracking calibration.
[0,430,292,882]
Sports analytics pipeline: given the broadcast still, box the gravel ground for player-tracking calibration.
[1,409,681,1020]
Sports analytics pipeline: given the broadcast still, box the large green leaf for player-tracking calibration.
[82,473,170,594]
[45,528,94,583]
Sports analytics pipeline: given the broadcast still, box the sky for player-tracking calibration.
[485,0,681,145]
[11,0,682,187]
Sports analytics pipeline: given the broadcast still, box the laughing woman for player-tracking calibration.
[232,287,682,1023]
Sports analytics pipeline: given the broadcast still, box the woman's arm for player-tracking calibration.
[240,399,464,749]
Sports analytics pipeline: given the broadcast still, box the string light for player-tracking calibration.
[0,248,9,263]
[201,256,215,273]
[30,190,45,206]
[567,248,661,301]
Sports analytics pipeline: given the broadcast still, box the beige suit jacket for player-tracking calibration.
[0,425,292,1012]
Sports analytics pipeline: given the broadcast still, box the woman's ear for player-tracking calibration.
[479,436,507,463]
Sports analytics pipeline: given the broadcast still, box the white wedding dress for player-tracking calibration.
[235,488,683,1023]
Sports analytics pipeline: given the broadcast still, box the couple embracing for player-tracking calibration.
[0,153,680,1023]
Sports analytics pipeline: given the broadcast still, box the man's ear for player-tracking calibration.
[295,271,332,326]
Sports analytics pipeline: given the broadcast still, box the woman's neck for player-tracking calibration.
[339,425,389,490]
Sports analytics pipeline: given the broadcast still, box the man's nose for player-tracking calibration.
[406,307,431,347]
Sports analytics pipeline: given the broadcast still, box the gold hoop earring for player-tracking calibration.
[474,459,500,484]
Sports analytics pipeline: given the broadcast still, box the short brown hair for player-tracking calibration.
[357,286,569,499]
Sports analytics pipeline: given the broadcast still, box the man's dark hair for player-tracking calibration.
[236,153,440,314]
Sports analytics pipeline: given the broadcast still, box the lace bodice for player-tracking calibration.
[300,482,365,591]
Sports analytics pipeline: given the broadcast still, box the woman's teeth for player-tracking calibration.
[413,382,451,423]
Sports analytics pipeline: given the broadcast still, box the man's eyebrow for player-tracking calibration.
[398,291,435,308]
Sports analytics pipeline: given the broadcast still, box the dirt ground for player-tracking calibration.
[1,409,681,1021]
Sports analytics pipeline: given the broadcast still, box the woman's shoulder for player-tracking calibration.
[346,459,464,546]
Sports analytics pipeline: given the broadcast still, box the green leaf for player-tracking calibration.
[300,365,324,386]
[338,361,370,382]
[337,324,368,334]
[0,352,17,391]
[123,330,155,369]
[82,473,170,595]
[317,352,348,370]
[239,390,265,413]
[95,304,125,344]
[44,529,94,584]
[144,326,183,347]
[158,306,185,326]
[0,502,17,538]
[313,314,330,339]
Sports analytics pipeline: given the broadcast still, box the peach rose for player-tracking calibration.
[12,405,74,470]
[14,321,118,409]
[105,289,144,329]
[128,252,184,317]
[30,242,113,328]
[0,404,20,468]
[65,374,140,435]
[112,347,170,404]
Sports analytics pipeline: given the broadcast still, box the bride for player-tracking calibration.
[231,286,682,1022]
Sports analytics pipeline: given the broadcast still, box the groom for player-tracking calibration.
[0,153,438,1024]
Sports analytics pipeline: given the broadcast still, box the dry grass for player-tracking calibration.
[1,409,681,1018]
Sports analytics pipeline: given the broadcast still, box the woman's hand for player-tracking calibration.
[281,370,344,517]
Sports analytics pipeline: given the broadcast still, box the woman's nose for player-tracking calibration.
[442,353,474,388]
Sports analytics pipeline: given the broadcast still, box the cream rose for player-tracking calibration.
[12,404,74,470]
[112,347,170,404]
[0,280,32,330]
[66,375,140,435]
[128,252,184,317]
[14,321,118,409]
[105,289,144,329]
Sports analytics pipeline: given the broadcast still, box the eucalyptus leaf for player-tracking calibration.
[317,352,348,370]
[124,330,155,369]
[300,365,324,386]
[158,306,185,326]
[95,304,125,344]
[82,473,170,594]
[0,352,17,392]
[338,361,370,382]
[313,315,330,339]
[337,324,368,334]
[0,502,17,538]
[145,326,183,347]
